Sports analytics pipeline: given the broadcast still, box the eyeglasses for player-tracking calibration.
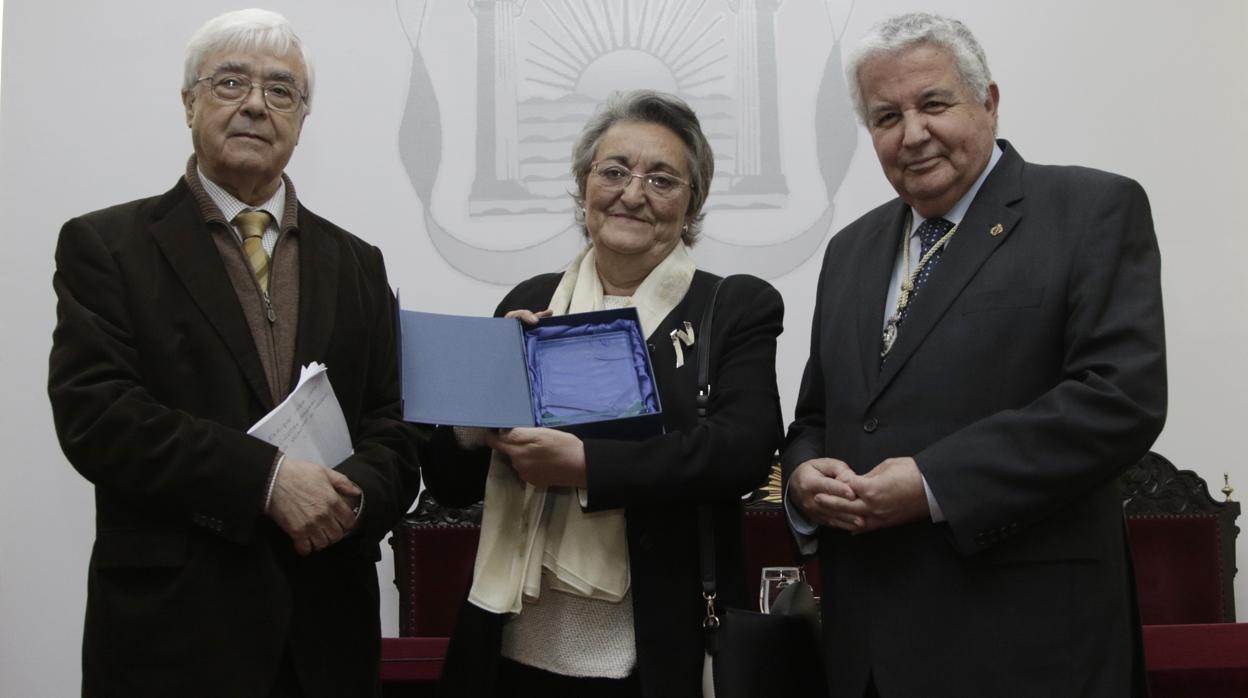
[591,161,692,200]
[194,74,307,113]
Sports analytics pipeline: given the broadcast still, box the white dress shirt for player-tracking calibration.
[198,167,285,255]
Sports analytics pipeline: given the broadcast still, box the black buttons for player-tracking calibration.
[863,417,879,433]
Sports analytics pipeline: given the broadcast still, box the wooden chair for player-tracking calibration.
[391,494,482,637]
[1119,452,1240,624]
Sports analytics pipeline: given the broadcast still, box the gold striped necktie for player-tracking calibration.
[234,211,272,293]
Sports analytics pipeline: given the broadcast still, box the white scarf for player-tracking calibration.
[469,244,696,614]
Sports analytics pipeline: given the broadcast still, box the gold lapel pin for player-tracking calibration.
[989,223,1004,237]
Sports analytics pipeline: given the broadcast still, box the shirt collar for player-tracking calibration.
[197,166,287,227]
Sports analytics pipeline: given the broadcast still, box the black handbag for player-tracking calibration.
[695,276,826,698]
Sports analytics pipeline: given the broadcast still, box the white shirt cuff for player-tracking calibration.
[783,479,819,555]
[922,474,945,522]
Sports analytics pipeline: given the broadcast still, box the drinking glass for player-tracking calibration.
[759,566,803,612]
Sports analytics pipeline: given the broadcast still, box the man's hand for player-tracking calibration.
[841,457,930,533]
[486,427,587,488]
[789,458,866,532]
[267,457,362,555]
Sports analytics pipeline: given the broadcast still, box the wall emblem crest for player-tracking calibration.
[397,0,857,283]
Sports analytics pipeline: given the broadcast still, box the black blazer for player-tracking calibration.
[48,178,422,698]
[421,269,784,697]
[783,142,1165,698]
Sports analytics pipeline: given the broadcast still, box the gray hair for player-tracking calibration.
[845,13,991,123]
[183,9,314,111]
[570,90,713,246]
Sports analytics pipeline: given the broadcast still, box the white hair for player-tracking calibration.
[183,9,314,110]
[845,12,991,123]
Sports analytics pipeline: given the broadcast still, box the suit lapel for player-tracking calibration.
[151,181,274,408]
[293,212,340,375]
[856,203,909,394]
[872,144,1026,402]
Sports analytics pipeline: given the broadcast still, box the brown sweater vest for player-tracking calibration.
[184,157,301,406]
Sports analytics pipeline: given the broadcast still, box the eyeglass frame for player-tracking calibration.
[193,74,308,113]
[589,160,695,199]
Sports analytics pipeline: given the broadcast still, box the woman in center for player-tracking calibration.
[423,89,784,697]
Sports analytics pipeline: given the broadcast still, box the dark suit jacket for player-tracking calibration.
[421,269,784,698]
[48,177,422,698]
[782,141,1166,698]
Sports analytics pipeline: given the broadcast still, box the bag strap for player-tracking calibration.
[695,277,725,421]
[695,276,728,641]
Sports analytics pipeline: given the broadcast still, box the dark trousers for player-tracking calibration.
[495,657,642,698]
[268,646,304,698]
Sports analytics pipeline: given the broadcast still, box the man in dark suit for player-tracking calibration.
[47,9,421,697]
[782,12,1166,698]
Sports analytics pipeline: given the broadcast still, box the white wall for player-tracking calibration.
[2,1,1245,695]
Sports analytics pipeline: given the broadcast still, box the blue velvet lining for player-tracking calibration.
[524,319,658,427]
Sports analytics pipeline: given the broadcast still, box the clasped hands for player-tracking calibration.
[267,456,362,555]
[790,456,930,534]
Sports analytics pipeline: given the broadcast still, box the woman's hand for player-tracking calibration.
[487,427,587,488]
[495,310,584,486]
[503,308,553,325]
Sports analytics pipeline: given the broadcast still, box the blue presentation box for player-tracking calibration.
[399,307,663,439]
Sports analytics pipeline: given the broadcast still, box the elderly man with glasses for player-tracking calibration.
[47,9,421,697]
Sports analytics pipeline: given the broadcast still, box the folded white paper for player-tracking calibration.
[247,362,353,468]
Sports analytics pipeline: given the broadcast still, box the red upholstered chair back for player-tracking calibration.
[391,453,1240,636]
[390,490,818,634]
[391,495,482,637]
[1118,452,1241,625]
[743,503,821,600]
[1126,514,1227,624]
